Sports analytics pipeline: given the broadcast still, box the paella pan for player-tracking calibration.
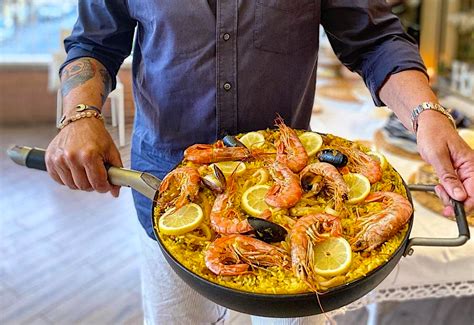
[7,118,469,317]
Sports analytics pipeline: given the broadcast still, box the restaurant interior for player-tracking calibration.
[0,0,473,324]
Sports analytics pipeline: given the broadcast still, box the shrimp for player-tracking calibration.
[290,213,342,280]
[299,162,349,212]
[184,140,252,164]
[204,234,290,276]
[210,175,270,234]
[157,166,201,210]
[265,161,303,209]
[274,116,308,173]
[334,146,382,184]
[350,192,413,251]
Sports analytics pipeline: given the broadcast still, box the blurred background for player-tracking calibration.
[0,0,473,125]
[0,1,473,324]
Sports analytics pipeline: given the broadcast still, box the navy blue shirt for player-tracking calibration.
[62,0,427,239]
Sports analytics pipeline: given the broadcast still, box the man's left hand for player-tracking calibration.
[416,110,474,216]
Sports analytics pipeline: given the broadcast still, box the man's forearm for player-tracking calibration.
[60,57,112,115]
[378,70,438,132]
[379,69,474,214]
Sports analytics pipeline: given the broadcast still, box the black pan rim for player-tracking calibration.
[152,172,414,299]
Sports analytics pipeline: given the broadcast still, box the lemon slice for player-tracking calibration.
[459,129,474,149]
[312,237,352,277]
[367,151,387,170]
[298,132,323,156]
[239,131,265,148]
[211,161,246,176]
[159,203,204,236]
[241,185,271,217]
[343,173,371,204]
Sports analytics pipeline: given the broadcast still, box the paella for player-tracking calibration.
[153,117,412,294]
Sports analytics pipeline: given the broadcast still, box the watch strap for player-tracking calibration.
[411,102,456,133]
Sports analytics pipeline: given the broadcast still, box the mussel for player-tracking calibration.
[201,164,226,193]
[223,135,247,148]
[317,149,348,168]
[247,217,287,243]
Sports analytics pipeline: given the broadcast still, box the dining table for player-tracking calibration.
[310,77,474,319]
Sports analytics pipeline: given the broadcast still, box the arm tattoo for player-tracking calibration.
[99,68,112,105]
[61,58,95,97]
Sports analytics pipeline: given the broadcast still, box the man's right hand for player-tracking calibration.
[45,118,122,197]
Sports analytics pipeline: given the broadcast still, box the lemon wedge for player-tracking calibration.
[239,131,265,149]
[343,173,371,204]
[211,161,246,176]
[312,237,352,277]
[159,203,204,236]
[241,185,271,217]
[367,151,387,170]
[298,132,323,156]
[459,129,474,149]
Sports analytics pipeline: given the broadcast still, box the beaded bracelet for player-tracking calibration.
[58,110,104,130]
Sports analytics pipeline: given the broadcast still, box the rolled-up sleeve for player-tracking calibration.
[321,0,428,106]
[60,0,136,89]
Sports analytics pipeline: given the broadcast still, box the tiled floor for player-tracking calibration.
[1,123,472,325]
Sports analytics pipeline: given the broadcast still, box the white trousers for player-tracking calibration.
[138,227,326,325]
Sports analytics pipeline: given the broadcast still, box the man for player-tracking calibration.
[45,1,474,324]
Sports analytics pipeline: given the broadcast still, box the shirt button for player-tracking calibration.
[223,33,231,41]
[223,82,232,91]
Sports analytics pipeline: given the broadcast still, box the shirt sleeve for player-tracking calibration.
[321,0,428,106]
[60,0,136,90]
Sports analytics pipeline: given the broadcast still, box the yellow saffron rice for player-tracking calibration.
[154,130,410,294]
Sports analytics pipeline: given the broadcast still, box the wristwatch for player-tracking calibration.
[410,102,456,133]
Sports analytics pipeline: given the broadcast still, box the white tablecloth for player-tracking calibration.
[310,80,474,308]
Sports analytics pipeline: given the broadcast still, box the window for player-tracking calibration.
[0,0,77,59]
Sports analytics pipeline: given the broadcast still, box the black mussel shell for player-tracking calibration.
[247,217,287,243]
[301,178,313,192]
[201,174,224,193]
[211,164,226,185]
[201,164,227,193]
[317,149,348,167]
[223,135,247,148]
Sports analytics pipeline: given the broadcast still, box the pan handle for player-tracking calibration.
[404,184,470,256]
[7,145,160,200]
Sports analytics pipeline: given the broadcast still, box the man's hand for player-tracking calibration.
[416,110,474,216]
[45,118,122,197]
[379,70,473,216]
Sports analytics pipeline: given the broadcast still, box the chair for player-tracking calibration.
[109,78,126,147]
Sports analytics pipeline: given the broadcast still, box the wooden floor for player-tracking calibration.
[0,123,141,324]
[1,122,472,325]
